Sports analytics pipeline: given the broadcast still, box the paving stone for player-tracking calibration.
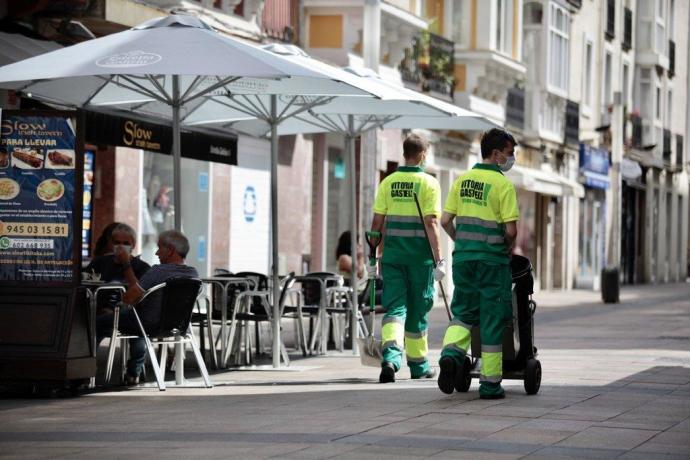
[555,426,659,450]
[629,431,690,456]
[525,445,627,459]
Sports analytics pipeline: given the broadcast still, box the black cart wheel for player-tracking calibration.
[454,356,472,392]
[524,359,541,395]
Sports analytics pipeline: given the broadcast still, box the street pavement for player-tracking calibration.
[1,282,689,459]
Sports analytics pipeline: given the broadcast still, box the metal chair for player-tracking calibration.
[105,277,212,391]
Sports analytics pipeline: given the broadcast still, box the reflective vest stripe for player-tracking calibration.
[387,215,421,223]
[456,216,501,229]
[405,333,428,359]
[481,351,502,378]
[381,319,404,349]
[481,344,502,353]
[387,228,427,238]
[456,231,504,244]
[442,324,471,353]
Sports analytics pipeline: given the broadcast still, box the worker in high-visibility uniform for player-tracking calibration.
[369,133,445,383]
[438,128,519,399]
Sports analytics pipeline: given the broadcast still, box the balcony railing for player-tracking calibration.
[669,40,676,78]
[262,0,297,43]
[663,128,672,164]
[630,113,643,149]
[623,8,633,51]
[605,0,615,40]
[399,31,455,99]
[506,87,525,130]
[564,100,580,145]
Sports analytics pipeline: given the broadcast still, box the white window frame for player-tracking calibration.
[547,2,569,96]
[582,36,594,115]
[494,0,512,55]
[655,0,666,54]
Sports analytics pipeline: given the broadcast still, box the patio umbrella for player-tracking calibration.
[0,14,380,368]
[192,51,496,356]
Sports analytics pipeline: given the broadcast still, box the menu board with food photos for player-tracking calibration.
[0,113,78,283]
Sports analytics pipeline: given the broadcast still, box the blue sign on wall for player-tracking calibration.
[579,144,610,189]
[243,186,257,223]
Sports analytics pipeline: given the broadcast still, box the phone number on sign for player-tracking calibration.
[0,222,69,237]
[2,238,55,249]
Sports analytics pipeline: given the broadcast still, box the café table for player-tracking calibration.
[81,280,126,387]
[200,276,254,369]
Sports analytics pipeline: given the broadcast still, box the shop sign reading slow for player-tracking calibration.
[0,114,76,282]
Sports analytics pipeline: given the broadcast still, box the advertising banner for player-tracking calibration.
[82,150,94,258]
[0,113,78,283]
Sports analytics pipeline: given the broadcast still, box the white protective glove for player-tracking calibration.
[433,258,446,282]
[366,259,378,280]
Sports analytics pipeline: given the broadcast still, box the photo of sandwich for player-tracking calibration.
[12,148,44,169]
[0,178,20,200]
[37,178,65,202]
[0,149,8,168]
[46,149,75,169]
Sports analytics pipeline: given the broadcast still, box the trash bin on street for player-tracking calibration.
[601,267,620,303]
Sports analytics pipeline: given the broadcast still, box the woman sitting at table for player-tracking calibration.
[86,223,151,283]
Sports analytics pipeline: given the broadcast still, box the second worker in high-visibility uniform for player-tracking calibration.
[370,133,445,383]
[438,128,520,399]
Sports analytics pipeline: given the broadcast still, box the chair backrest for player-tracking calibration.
[278,272,297,311]
[213,268,233,276]
[301,271,342,306]
[156,277,203,336]
[233,271,269,313]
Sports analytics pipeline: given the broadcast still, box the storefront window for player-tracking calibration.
[140,151,210,277]
[514,189,537,267]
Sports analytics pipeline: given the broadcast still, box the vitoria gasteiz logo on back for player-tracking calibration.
[96,50,162,68]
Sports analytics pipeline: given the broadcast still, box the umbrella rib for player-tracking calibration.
[184,76,241,104]
[180,76,203,102]
[146,75,173,104]
[313,113,346,134]
[83,75,116,106]
[293,113,343,134]
[276,96,297,120]
[115,75,169,104]
[239,95,270,119]
[219,96,267,120]
[277,96,336,123]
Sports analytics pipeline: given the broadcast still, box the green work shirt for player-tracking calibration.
[373,166,441,266]
[444,163,519,265]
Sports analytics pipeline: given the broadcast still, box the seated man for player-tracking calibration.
[96,230,199,385]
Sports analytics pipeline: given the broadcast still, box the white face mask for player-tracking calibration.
[499,155,515,172]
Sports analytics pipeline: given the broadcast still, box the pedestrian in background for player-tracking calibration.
[369,133,445,383]
[438,128,519,399]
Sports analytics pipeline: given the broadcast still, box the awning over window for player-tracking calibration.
[506,165,585,198]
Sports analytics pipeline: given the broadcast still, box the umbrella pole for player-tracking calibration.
[347,116,359,355]
[172,75,182,232]
[270,94,281,368]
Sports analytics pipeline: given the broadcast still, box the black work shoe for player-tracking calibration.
[411,368,436,379]
[379,362,396,383]
[437,356,457,394]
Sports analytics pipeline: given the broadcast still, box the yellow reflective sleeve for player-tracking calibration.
[499,181,519,223]
[373,179,388,215]
[421,176,441,217]
[443,177,460,215]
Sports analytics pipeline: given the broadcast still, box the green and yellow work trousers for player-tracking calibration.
[380,263,435,377]
[440,260,512,392]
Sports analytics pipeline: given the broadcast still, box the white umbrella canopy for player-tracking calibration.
[0,14,379,369]
[193,60,496,355]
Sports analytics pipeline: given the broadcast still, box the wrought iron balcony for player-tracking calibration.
[399,31,455,99]
[663,128,672,164]
[623,8,633,51]
[564,100,579,145]
[605,0,615,40]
